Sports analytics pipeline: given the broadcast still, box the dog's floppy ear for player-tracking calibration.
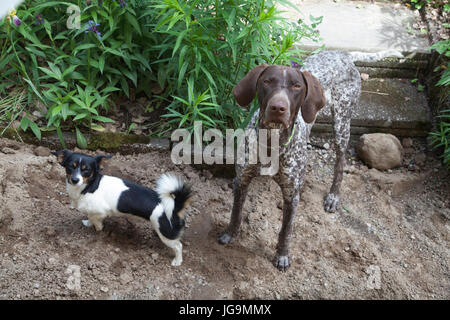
[300,71,326,123]
[233,64,269,107]
[94,154,112,170]
[51,150,71,166]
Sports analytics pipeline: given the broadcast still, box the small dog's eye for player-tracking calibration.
[293,83,302,90]
[81,165,86,170]
[72,163,77,168]
[263,79,271,85]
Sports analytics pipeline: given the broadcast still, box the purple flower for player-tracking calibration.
[98,0,127,8]
[115,0,127,8]
[290,60,300,68]
[35,13,44,26]
[85,20,102,39]
[7,9,21,26]
[13,16,21,26]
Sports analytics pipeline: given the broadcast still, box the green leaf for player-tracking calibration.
[72,96,87,109]
[126,12,142,35]
[20,117,29,131]
[56,127,66,149]
[120,78,130,97]
[25,46,46,58]
[131,53,151,71]
[173,29,188,57]
[43,20,53,42]
[29,120,42,140]
[73,43,97,55]
[73,113,88,121]
[99,55,105,74]
[38,67,59,80]
[178,60,189,89]
[61,103,70,121]
[23,78,45,103]
[200,65,217,88]
[76,127,87,149]
[90,124,106,132]
[120,67,137,87]
[62,65,78,78]
[102,86,120,94]
[92,115,115,123]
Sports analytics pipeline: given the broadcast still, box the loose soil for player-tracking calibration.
[0,135,448,300]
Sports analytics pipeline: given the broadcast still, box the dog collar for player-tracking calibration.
[255,118,296,147]
[283,125,296,147]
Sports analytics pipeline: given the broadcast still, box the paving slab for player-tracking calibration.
[314,78,432,136]
[280,0,430,54]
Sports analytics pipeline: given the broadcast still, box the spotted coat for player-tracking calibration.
[219,50,403,271]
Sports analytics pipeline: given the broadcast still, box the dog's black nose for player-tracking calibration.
[71,177,79,184]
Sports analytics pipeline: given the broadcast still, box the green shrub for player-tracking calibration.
[153,0,321,134]
[0,0,321,147]
[407,0,450,11]
[429,38,450,169]
[1,0,154,147]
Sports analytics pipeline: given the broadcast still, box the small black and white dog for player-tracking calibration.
[52,150,192,266]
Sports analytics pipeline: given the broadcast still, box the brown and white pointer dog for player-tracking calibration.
[218,50,403,271]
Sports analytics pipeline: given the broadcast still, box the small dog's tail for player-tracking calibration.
[348,49,404,63]
[156,174,192,221]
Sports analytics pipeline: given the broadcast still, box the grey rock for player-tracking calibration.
[357,133,403,170]
[1,147,16,154]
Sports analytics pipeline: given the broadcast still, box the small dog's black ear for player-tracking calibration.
[95,154,112,170]
[52,150,71,166]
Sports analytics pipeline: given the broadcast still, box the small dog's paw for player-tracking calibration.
[218,232,234,245]
[171,258,182,267]
[324,193,340,213]
[274,255,290,272]
[82,219,93,227]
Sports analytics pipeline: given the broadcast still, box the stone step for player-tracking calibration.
[296,50,429,78]
[313,78,432,136]
[354,56,429,79]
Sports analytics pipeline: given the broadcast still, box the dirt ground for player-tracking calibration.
[0,134,448,300]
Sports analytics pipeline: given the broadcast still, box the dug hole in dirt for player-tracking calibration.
[0,135,448,300]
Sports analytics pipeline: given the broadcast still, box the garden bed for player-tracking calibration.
[0,135,448,299]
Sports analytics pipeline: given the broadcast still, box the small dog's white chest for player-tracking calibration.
[66,176,129,215]
[66,183,83,208]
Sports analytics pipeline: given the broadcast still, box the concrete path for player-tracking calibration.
[280,0,430,53]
